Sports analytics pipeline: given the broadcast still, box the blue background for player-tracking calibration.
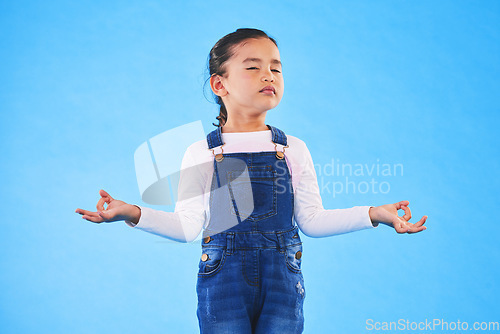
[1,1,498,333]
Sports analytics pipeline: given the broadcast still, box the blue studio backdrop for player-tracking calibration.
[1,1,499,333]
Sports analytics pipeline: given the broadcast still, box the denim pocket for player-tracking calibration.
[227,165,277,222]
[198,247,227,277]
[285,243,303,273]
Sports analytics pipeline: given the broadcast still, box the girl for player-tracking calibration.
[76,28,427,334]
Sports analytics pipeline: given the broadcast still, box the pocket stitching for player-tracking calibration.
[284,243,302,274]
[198,248,228,277]
[227,168,277,222]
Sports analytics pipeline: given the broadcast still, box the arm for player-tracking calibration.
[292,142,427,236]
[125,204,142,225]
[123,145,209,242]
[77,145,208,243]
[293,142,377,237]
[123,203,205,243]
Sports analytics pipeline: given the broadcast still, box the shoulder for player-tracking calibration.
[186,138,209,152]
[283,133,314,173]
[285,134,309,153]
[180,138,212,167]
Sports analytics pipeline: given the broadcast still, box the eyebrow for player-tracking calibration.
[242,57,282,66]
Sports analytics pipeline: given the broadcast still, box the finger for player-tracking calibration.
[98,210,108,220]
[82,216,103,223]
[408,225,427,234]
[97,208,120,222]
[395,200,410,209]
[76,208,97,216]
[97,196,110,211]
[81,211,104,223]
[400,205,412,221]
[412,215,428,228]
[393,219,408,234]
[99,189,114,201]
[405,217,428,233]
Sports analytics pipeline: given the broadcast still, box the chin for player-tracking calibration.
[257,106,276,113]
[261,100,280,109]
[267,103,280,110]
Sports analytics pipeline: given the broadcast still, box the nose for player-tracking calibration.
[262,68,274,82]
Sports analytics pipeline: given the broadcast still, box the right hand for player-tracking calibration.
[75,189,140,224]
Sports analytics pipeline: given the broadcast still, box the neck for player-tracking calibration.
[221,116,269,133]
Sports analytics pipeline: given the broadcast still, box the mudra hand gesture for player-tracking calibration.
[75,189,141,224]
[369,200,427,234]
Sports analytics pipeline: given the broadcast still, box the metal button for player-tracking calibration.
[201,253,209,262]
[295,251,302,260]
[276,151,284,159]
[204,236,211,244]
[215,153,224,162]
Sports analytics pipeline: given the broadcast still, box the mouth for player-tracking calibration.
[260,86,276,94]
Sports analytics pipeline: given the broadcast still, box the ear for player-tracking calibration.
[210,74,228,97]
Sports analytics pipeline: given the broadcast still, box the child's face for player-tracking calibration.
[213,37,284,116]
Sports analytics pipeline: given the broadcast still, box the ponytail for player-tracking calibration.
[213,102,227,127]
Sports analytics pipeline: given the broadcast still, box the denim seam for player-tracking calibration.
[216,126,223,147]
[242,250,259,286]
[204,226,297,236]
[227,169,278,222]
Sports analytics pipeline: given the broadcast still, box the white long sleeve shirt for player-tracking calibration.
[125,129,377,242]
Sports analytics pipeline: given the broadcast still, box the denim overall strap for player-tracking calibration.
[266,124,287,146]
[206,126,223,149]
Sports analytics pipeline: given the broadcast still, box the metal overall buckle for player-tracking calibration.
[273,142,289,160]
[211,144,225,162]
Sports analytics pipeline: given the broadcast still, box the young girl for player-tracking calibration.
[76,28,427,334]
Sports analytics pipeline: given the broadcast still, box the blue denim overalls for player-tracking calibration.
[196,125,305,334]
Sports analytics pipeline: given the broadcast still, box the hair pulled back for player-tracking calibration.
[206,28,278,127]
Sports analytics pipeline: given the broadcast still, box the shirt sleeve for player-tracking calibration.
[124,145,206,243]
[293,142,378,237]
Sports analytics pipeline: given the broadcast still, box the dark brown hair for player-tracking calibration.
[205,28,278,127]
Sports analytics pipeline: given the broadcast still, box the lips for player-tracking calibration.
[260,86,276,94]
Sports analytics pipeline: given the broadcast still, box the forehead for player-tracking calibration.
[229,38,281,62]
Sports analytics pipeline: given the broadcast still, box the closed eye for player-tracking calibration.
[246,67,281,73]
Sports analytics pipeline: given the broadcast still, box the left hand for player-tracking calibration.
[369,200,427,234]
